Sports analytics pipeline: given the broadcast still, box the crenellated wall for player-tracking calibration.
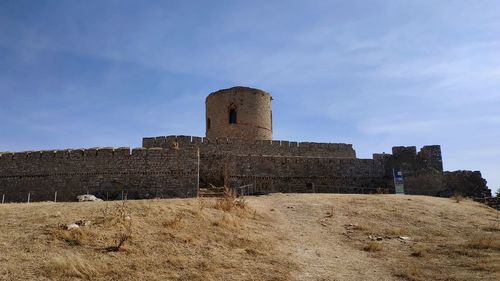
[0,135,453,201]
[142,135,356,158]
[143,135,357,187]
[0,147,199,202]
[372,145,445,196]
[418,145,443,171]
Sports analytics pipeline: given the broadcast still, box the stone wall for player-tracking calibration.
[384,145,444,174]
[443,170,491,197]
[143,135,357,187]
[372,145,446,196]
[0,147,199,202]
[0,133,457,202]
[418,145,443,171]
[227,155,390,194]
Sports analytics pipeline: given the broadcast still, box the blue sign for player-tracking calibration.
[393,169,405,194]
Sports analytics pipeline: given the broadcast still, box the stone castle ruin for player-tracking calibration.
[0,87,491,202]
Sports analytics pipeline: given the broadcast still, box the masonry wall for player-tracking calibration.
[227,155,390,194]
[443,170,491,197]
[373,145,445,196]
[143,135,357,186]
[0,133,453,202]
[0,147,199,202]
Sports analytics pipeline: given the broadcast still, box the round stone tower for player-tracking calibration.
[205,86,273,140]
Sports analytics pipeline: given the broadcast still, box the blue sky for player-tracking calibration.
[0,1,499,194]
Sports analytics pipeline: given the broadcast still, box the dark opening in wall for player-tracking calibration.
[207,118,211,130]
[229,108,237,124]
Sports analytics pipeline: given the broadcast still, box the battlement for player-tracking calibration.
[418,145,443,171]
[0,146,195,161]
[142,135,356,158]
[0,146,199,202]
[372,145,444,176]
[392,146,417,161]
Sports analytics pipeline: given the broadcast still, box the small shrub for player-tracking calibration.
[163,213,184,229]
[363,241,383,252]
[214,187,246,212]
[394,263,422,281]
[105,218,132,252]
[105,230,131,252]
[105,203,133,252]
[452,193,464,203]
[410,246,427,258]
[52,227,93,246]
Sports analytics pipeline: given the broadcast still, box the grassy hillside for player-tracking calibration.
[0,194,498,281]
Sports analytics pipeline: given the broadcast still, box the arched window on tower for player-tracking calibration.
[229,108,237,124]
[207,118,211,130]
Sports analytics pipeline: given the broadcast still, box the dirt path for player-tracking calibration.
[248,194,398,281]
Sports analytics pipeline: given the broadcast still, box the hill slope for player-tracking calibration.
[0,194,499,281]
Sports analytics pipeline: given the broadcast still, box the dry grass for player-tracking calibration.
[1,194,499,281]
[466,234,500,251]
[0,197,294,281]
[44,253,99,280]
[393,262,423,281]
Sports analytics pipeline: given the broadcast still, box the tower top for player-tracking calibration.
[205,86,273,141]
[206,86,271,99]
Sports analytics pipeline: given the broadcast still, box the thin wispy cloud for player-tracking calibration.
[0,0,499,194]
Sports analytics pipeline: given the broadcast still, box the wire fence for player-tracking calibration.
[0,188,197,204]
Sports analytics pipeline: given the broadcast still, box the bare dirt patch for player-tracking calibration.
[246,194,499,281]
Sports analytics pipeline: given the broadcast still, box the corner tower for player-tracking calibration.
[205,86,273,140]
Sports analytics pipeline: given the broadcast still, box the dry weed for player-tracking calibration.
[394,262,422,281]
[481,225,500,232]
[197,197,210,212]
[384,226,410,236]
[214,187,247,212]
[410,245,428,258]
[466,260,497,272]
[44,253,100,279]
[363,241,383,252]
[466,234,500,251]
[163,213,184,229]
[105,211,132,252]
[52,227,95,246]
[451,193,464,203]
